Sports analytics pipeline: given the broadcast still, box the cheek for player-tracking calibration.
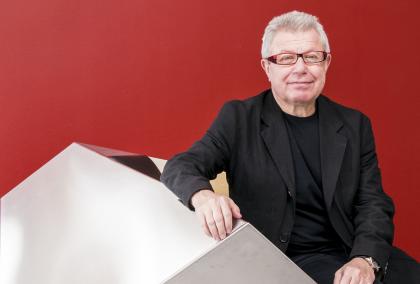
[271,77,288,91]
[315,73,324,84]
[318,67,327,77]
[269,70,289,86]
[316,72,327,87]
[310,68,327,86]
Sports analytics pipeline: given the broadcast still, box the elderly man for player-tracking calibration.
[161,11,418,284]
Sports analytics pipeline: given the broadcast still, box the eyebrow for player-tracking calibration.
[277,49,318,54]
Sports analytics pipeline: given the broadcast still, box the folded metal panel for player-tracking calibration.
[1,143,215,284]
[164,223,315,284]
[1,143,314,284]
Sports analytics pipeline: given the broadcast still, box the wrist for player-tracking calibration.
[358,256,381,273]
[191,189,214,208]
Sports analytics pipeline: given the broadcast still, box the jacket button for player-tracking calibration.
[280,232,290,243]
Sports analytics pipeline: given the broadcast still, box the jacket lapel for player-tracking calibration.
[260,92,296,198]
[318,96,348,211]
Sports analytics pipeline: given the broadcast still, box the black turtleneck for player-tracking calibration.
[283,106,343,256]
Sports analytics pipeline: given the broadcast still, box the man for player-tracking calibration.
[161,11,418,284]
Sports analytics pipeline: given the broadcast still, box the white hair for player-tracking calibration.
[261,11,330,58]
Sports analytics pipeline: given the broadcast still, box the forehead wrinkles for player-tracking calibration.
[270,31,323,54]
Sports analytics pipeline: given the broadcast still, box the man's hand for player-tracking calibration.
[191,189,242,240]
[334,257,375,284]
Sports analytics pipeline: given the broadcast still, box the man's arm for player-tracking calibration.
[334,115,395,284]
[160,102,242,240]
[349,115,395,267]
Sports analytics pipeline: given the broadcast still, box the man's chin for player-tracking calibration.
[286,93,318,105]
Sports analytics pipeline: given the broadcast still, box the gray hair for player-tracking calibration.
[261,11,330,58]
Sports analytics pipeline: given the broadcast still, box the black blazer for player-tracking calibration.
[161,89,395,269]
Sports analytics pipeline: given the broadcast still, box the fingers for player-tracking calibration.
[220,198,233,234]
[349,274,359,284]
[194,193,242,241]
[340,274,354,284]
[334,269,354,284]
[204,208,221,240]
[212,200,227,239]
[196,211,211,237]
[228,198,242,219]
[366,272,375,284]
[333,269,342,284]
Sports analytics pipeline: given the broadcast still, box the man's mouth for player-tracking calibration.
[289,81,313,84]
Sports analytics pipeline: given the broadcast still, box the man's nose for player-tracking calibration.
[292,56,307,73]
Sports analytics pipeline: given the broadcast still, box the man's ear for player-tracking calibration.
[325,53,332,71]
[260,59,270,81]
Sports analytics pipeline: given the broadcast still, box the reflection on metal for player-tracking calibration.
[165,222,315,284]
[80,143,162,180]
[110,155,161,181]
[1,143,314,284]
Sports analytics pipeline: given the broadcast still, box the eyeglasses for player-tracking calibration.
[266,51,329,65]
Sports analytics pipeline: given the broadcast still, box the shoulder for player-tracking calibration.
[209,90,269,135]
[218,89,268,118]
[319,95,371,125]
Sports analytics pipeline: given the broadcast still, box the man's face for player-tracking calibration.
[261,29,331,106]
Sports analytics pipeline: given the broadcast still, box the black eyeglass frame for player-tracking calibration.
[266,51,330,65]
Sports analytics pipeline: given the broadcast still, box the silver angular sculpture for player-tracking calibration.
[1,143,314,284]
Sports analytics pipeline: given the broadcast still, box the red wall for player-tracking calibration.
[1,0,419,259]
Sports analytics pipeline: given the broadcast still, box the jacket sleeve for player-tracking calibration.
[349,115,395,269]
[160,101,237,209]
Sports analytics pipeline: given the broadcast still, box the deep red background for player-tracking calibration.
[1,0,419,259]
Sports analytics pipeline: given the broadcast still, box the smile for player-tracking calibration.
[288,81,313,84]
